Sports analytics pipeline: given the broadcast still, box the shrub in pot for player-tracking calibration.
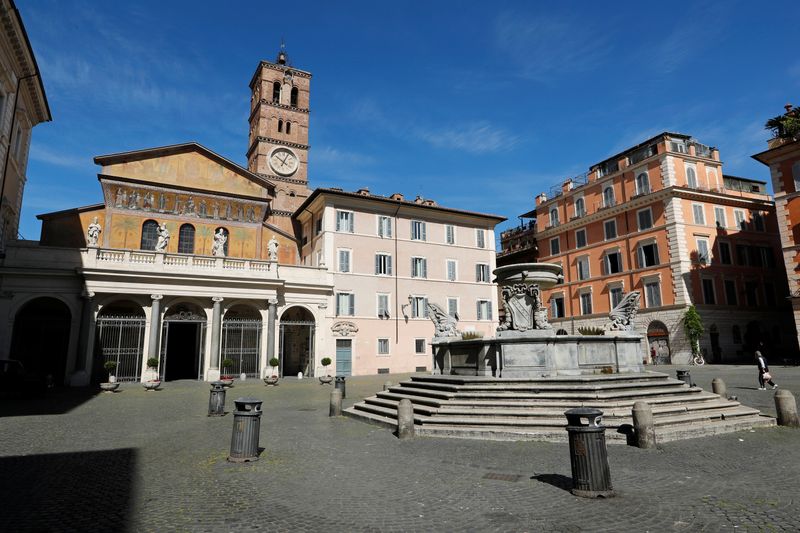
[319,357,333,384]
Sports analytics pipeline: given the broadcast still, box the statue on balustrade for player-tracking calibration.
[155,223,170,252]
[212,228,227,257]
[86,217,101,247]
[267,235,279,261]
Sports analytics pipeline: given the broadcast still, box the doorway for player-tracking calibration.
[336,339,352,376]
[279,306,315,377]
[647,320,671,364]
[10,297,72,385]
[160,303,207,381]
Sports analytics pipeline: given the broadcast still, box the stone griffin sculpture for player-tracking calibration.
[498,283,552,331]
[426,302,460,338]
[606,291,641,332]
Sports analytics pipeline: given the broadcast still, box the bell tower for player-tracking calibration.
[247,45,312,220]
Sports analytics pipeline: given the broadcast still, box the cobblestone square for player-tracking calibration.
[1,365,799,532]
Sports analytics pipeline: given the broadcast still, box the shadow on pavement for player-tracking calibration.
[0,386,100,418]
[532,473,573,492]
[0,448,137,532]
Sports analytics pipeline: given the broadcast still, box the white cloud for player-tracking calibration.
[29,145,90,169]
[413,121,519,154]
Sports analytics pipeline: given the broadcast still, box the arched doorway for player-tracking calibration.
[10,297,72,385]
[161,302,207,381]
[709,324,721,363]
[279,306,315,377]
[96,300,146,382]
[221,304,262,378]
[647,320,670,364]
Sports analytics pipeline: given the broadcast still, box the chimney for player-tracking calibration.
[535,193,547,206]
[356,187,370,196]
[414,195,424,204]
[562,179,573,193]
[389,193,404,201]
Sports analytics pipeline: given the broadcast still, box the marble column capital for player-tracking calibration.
[150,294,163,301]
[267,298,278,306]
[212,296,224,303]
[82,290,95,300]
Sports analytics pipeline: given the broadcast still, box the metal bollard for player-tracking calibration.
[712,378,726,398]
[564,408,614,498]
[208,381,226,416]
[228,397,263,463]
[397,399,415,440]
[383,380,393,391]
[774,389,799,427]
[334,376,346,399]
[329,389,342,417]
[631,401,656,449]
[676,369,692,387]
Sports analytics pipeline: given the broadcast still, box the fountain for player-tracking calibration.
[431,262,644,377]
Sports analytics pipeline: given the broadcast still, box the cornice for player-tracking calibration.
[257,173,308,186]
[246,137,310,157]
[248,99,310,123]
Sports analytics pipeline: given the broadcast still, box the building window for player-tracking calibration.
[734,209,746,230]
[604,219,617,240]
[549,208,559,227]
[338,249,351,273]
[336,210,354,233]
[761,247,776,268]
[686,166,697,188]
[476,263,490,282]
[605,250,623,274]
[375,253,392,275]
[752,211,765,232]
[577,256,590,280]
[696,238,709,264]
[476,229,486,248]
[714,207,726,228]
[575,228,587,248]
[411,296,428,318]
[290,87,298,107]
[692,204,705,225]
[177,224,195,254]
[278,119,283,133]
[377,215,392,238]
[315,217,323,235]
[603,186,615,207]
[644,281,661,308]
[744,282,758,306]
[637,242,659,268]
[702,279,716,304]
[448,298,459,317]
[445,224,455,244]
[718,241,732,264]
[377,338,390,355]
[637,208,653,230]
[574,197,586,217]
[446,259,457,281]
[411,220,427,241]
[140,220,159,250]
[736,244,748,266]
[377,294,390,318]
[411,257,427,278]
[336,293,355,316]
[610,286,624,309]
[580,292,593,315]
[550,296,565,318]
[724,280,737,305]
[476,299,492,320]
[286,121,292,134]
[550,237,560,256]
[415,339,426,354]
[272,81,280,102]
[636,172,650,195]
[793,161,800,192]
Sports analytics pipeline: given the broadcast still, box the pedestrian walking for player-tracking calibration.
[755,343,778,390]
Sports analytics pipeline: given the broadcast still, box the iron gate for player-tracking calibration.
[221,318,262,377]
[96,315,146,382]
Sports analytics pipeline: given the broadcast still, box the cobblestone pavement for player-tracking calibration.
[1,364,799,532]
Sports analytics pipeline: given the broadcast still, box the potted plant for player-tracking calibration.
[220,358,235,387]
[100,360,119,393]
[264,357,280,385]
[319,357,333,384]
[143,357,161,391]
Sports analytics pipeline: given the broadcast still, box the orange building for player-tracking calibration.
[531,133,793,364]
[753,103,800,356]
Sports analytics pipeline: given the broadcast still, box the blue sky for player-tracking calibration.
[17,0,800,240]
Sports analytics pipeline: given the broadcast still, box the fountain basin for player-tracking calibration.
[493,262,562,290]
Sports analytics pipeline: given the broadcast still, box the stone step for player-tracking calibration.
[450,385,697,401]
[404,376,680,393]
[385,386,455,400]
[351,401,430,423]
[438,391,721,409]
[342,406,397,429]
[411,372,670,385]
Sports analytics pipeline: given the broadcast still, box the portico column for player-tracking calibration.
[267,298,278,366]
[148,295,163,362]
[75,291,95,371]
[209,296,224,370]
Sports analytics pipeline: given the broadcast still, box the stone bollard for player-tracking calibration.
[397,399,415,440]
[383,381,393,391]
[631,401,656,449]
[329,389,342,417]
[712,378,727,398]
[774,389,799,427]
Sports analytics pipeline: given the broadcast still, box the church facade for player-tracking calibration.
[0,50,504,385]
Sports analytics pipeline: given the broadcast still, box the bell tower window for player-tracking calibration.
[285,122,291,134]
[278,119,283,133]
[291,87,298,107]
[272,82,280,103]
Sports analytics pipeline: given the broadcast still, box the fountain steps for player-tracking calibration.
[343,373,776,443]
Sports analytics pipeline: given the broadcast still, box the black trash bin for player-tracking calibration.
[564,408,614,498]
[208,381,226,416]
[334,376,346,399]
[228,397,263,463]
[676,369,692,387]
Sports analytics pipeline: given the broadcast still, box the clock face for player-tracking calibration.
[269,147,299,176]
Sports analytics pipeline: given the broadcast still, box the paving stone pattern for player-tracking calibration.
[0,364,798,532]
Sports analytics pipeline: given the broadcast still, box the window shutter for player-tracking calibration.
[335,294,341,316]
[475,264,481,282]
[652,244,659,265]
[476,300,482,320]
[387,255,392,275]
[422,258,427,278]
[377,217,383,237]
[421,223,426,241]
[348,294,355,316]
[336,213,341,231]
[423,298,429,318]
[637,247,643,269]
[386,218,392,238]
[411,257,415,276]
[375,254,381,274]
[487,303,492,320]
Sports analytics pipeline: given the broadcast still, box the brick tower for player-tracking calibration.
[247,46,312,228]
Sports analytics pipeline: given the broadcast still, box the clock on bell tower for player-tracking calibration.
[247,45,311,218]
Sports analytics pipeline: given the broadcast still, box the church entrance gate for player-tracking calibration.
[96,316,146,382]
[160,307,207,381]
[221,318,262,378]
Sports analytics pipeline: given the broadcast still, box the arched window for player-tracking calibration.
[278,119,283,133]
[272,82,280,103]
[285,121,291,134]
[215,227,229,256]
[178,224,195,254]
[603,186,615,207]
[636,172,650,194]
[140,220,159,250]
[574,197,585,217]
[687,167,697,188]
[549,208,559,227]
[792,161,800,192]
[290,87,298,107]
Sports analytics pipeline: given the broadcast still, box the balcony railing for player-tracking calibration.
[91,248,278,276]
[500,221,536,239]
